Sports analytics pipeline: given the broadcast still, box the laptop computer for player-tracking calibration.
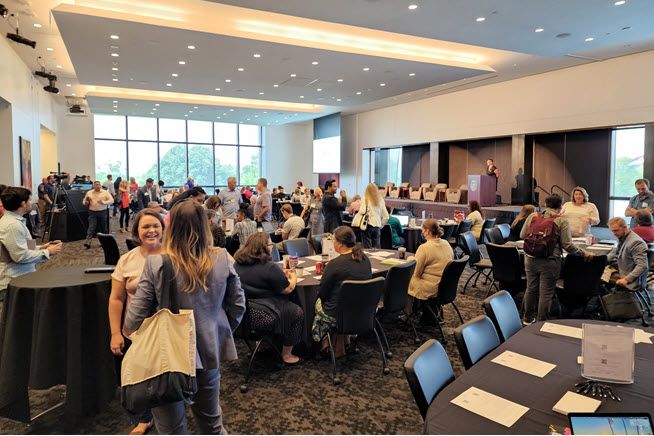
[391,214,409,227]
[261,221,275,233]
[569,413,653,435]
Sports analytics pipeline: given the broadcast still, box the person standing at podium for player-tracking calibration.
[486,159,499,190]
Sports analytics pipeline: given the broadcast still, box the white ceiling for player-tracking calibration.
[3,0,654,125]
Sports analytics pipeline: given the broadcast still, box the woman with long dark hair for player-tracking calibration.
[509,204,536,241]
[123,200,245,434]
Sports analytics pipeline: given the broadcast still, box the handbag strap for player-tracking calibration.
[160,254,180,314]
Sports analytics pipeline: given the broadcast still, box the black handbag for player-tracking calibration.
[601,290,644,321]
[120,255,198,413]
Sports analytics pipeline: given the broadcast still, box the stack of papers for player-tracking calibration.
[451,387,529,428]
[380,259,405,266]
[491,351,556,378]
[304,255,323,262]
[552,391,601,415]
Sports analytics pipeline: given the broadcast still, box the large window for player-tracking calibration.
[94,116,262,192]
[609,126,645,222]
[373,147,402,187]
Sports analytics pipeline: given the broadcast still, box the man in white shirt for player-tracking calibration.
[83,181,114,248]
[276,204,306,252]
[218,176,242,220]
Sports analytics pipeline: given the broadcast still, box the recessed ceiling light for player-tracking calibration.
[225,79,231,83]
[150,112,154,115]
[259,92,264,95]
[614,0,626,5]
[311,61,318,65]
[112,67,118,71]
[46,47,54,51]
[273,84,279,87]
[193,106,198,109]
[217,116,221,119]
[476,17,486,22]
[66,83,71,87]
[237,67,244,72]
[254,115,258,118]
[171,73,178,77]
[409,73,415,76]
[187,45,196,49]
[336,98,342,102]
[299,95,304,98]
[33,23,42,28]
[113,100,118,103]
[408,4,418,10]
[56,65,62,69]
[356,91,362,95]
[535,28,544,32]
[111,53,119,57]
[223,113,227,115]
[337,78,343,82]
[178,60,186,65]
[263,111,267,114]
[253,53,261,58]
[152,108,157,111]
[215,87,221,91]
[71,93,76,96]
[585,37,595,42]
[112,78,118,82]
[113,109,117,112]
[363,67,370,71]
[247,118,251,121]
[379,83,386,87]
[290,73,296,77]
[316,88,322,91]
[184,114,188,117]
[189,110,193,113]
[110,35,119,40]
[155,103,160,106]
[166,83,172,86]
[229,109,234,111]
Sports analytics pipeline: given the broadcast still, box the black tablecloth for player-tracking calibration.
[424,320,654,434]
[0,266,116,423]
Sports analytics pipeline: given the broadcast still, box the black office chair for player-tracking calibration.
[497,223,511,242]
[479,218,497,244]
[482,290,522,342]
[271,244,281,262]
[97,233,120,266]
[125,238,138,251]
[310,233,329,255]
[283,239,311,257]
[448,219,472,257]
[555,254,608,318]
[380,224,393,249]
[319,277,388,384]
[484,227,505,245]
[440,224,456,242]
[404,339,455,420]
[453,315,501,370]
[377,259,417,356]
[485,243,525,297]
[298,227,311,239]
[459,232,493,294]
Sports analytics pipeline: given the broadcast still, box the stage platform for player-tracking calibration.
[385,198,522,224]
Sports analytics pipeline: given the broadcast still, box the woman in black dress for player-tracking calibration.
[234,232,303,364]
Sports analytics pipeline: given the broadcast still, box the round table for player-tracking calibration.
[0,266,116,424]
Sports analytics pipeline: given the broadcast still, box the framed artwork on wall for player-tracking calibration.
[19,136,32,189]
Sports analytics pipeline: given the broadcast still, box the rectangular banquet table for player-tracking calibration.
[424,320,654,434]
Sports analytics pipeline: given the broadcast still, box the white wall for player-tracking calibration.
[263,121,318,190]
[56,113,95,178]
[40,125,58,178]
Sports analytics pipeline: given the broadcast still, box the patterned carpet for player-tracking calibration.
[0,216,649,434]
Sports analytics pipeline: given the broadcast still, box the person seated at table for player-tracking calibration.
[290,188,302,203]
[206,209,227,249]
[312,226,372,358]
[466,201,485,240]
[560,186,600,237]
[233,205,257,249]
[339,190,348,209]
[276,204,305,252]
[234,232,302,364]
[509,204,535,241]
[403,220,453,318]
[299,188,311,206]
[386,206,405,247]
[108,209,164,435]
[347,195,361,216]
[607,217,649,292]
[0,187,62,292]
[632,210,654,243]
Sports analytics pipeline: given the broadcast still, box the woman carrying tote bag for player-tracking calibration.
[354,183,389,249]
[123,199,246,434]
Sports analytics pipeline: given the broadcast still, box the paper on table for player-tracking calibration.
[313,276,322,281]
[372,251,394,258]
[371,268,379,273]
[304,255,323,262]
[491,351,556,378]
[296,278,305,283]
[618,326,654,345]
[304,265,316,273]
[552,391,601,415]
[450,387,529,428]
[541,322,582,339]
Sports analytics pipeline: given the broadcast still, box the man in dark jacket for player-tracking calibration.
[137,178,158,211]
[322,179,343,233]
[607,217,649,291]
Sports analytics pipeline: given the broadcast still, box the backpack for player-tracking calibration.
[523,213,560,258]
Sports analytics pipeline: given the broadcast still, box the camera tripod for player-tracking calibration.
[42,183,88,243]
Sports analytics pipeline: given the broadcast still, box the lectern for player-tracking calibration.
[467,175,496,207]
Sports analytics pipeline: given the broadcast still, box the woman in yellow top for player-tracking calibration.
[405,219,454,315]
[560,186,600,237]
[466,200,484,240]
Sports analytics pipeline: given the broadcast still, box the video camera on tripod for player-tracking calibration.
[43,163,88,242]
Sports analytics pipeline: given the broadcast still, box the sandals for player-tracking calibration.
[129,421,153,435]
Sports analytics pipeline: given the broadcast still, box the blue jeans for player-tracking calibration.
[86,209,108,242]
[151,369,225,434]
[362,226,381,249]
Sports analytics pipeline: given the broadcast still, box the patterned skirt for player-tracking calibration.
[311,298,337,342]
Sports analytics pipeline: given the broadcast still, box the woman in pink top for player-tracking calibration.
[108,209,164,434]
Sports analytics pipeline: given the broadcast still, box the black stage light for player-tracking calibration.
[7,31,36,48]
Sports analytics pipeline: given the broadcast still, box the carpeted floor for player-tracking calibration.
[0,216,649,434]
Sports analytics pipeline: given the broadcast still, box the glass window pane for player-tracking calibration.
[215,146,238,187]
[128,116,157,141]
[610,199,630,223]
[239,147,261,186]
[159,118,186,142]
[611,128,645,197]
[95,140,126,182]
[128,142,158,185]
[159,143,187,186]
[94,114,125,139]
[214,122,237,145]
[187,120,213,144]
[189,144,214,187]
[239,124,261,145]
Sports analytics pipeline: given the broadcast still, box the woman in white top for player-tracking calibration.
[466,200,484,240]
[355,183,389,248]
[560,186,600,237]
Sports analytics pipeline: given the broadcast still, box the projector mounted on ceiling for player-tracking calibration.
[65,96,88,117]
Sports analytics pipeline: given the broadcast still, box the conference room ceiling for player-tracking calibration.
[3,0,654,125]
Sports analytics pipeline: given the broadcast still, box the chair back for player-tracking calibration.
[336,277,386,334]
[283,239,311,257]
[560,254,607,304]
[483,290,521,342]
[458,231,481,264]
[497,223,511,242]
[454,220,472,239]
[97,233,120,265]
[298,227,311,239]
[126,238,138,251]
[480,218,497,243]
[380,224,393,249]
[484,227,505,245]
[647,244,654,270]
[440,224,456,241]
[382,260,417,313]
[311,233,328,254]
[436,256,469,305]
[445,188,461,204]
[404,339,455,419]
[454,315,500,369]
[271,244,281,262]
[485,243,522,287]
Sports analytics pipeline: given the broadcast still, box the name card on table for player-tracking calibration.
[491,351,556,378]
[582,323,634,384]
[552,391,601,415]
[304,255,322,262]
[541,322,583,339]
[450,387,529,428]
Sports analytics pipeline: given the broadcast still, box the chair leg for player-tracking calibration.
[450,302,464,324]
[462,270,479,294]
[426,305,447,344]
[373,326,391,375]
[326,334,340,385]
[405,310,421,344]
[375,317,392,358]
[240,339,263,393]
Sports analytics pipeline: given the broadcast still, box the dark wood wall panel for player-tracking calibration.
[448,143,468,190]
[401,144,430,186]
